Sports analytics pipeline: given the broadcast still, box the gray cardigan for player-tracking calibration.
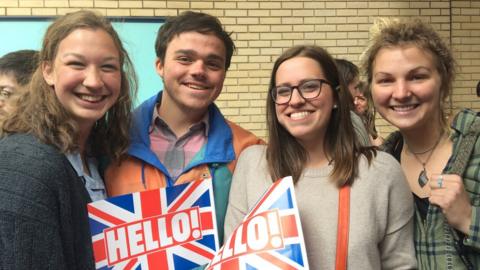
[0,133,95,269]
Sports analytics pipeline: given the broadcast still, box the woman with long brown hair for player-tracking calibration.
[224,45,416,269]
[0,10,136,268]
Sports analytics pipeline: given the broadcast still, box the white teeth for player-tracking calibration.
[392,105,416,111]
[79,94,103,102]
[290,111,310,120]
[187,84,208,90]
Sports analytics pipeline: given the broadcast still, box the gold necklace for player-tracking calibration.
[407,132,444,187]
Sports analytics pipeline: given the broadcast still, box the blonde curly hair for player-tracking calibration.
[361,18,455,131]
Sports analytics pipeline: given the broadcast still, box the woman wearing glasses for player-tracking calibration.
[224,45,416,269]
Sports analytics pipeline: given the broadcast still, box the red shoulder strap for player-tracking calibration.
[335,185,350,270]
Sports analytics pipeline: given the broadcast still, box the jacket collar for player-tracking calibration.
[128,91,235,169]
[451,108,479,137]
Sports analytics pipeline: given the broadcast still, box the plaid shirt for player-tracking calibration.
[382,109,480,270]
[149,105,208,181]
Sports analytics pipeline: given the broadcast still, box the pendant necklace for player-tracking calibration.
[407,132,444,187]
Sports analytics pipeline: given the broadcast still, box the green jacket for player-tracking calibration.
[382,109,480,270]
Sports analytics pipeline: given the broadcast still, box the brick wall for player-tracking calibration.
[451,1,480,114]
[1,0,479,138]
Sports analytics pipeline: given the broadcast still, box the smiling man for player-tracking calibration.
[105,11,263,244]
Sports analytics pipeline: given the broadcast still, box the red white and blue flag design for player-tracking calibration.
[88,179,218,270]
[207,176,309,270]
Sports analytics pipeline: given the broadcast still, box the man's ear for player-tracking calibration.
[42,61,55,86]
[155,58,164,78]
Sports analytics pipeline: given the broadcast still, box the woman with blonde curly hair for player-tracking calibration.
[0,10,136,268]
[363,18,480,269]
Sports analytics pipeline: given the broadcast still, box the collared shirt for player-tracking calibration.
[149,103,208,181]
[381,109,480,270]
[65,152,106,201]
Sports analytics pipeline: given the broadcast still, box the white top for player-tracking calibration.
[65,152,106,201]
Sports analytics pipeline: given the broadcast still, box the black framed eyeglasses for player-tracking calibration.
[271,79,332,105]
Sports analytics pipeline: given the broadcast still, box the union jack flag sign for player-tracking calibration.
[207,176,309,270]
[88,179,219,270]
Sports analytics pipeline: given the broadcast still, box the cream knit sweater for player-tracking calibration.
[224,145,417,270]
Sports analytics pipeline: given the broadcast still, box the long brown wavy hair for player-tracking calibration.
[1,10,137,161]
[266,45,376,187]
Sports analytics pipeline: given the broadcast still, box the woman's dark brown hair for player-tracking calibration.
[266,45,376,187]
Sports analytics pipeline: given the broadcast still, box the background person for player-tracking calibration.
[335,58,371,146]
[354,81,384,146]
[0,49,39,116]
[363,18,480,269]
[224,45,416,269]
[351,81,369,115]
[0,10,136,269]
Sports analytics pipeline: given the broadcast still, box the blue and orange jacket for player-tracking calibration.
[105,92,264,244]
